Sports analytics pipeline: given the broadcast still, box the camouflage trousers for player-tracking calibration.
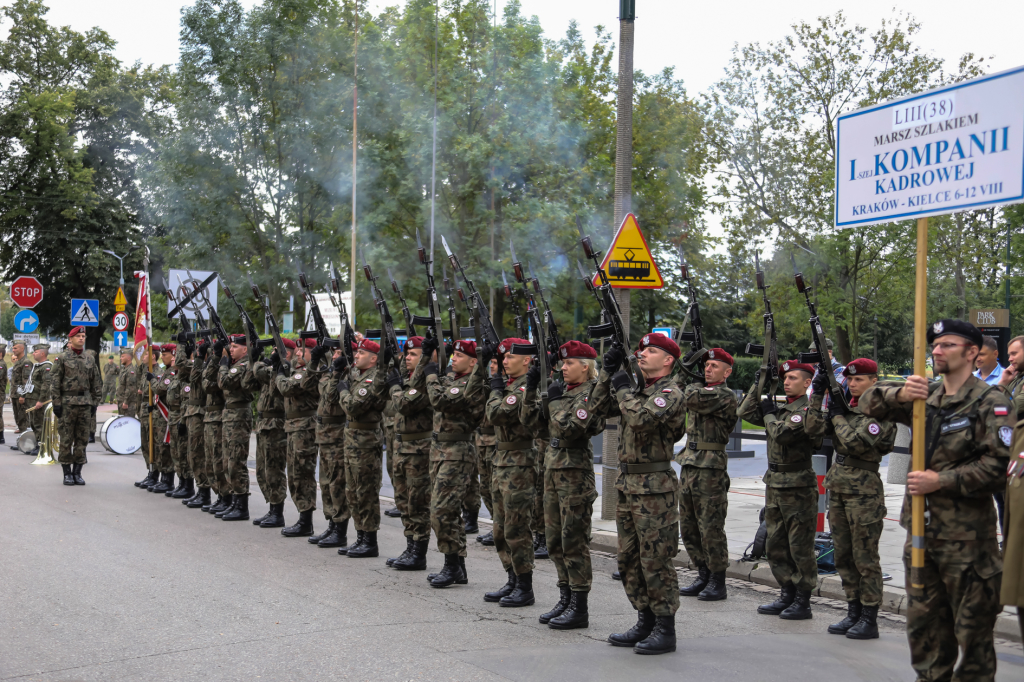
[141,414,172,473]
[679,465,730,573]
[765,485,819,593]
[204,421,225,495]
[533,440,547,531]
[394,447,431,541]
[545,467,598,592]
[477,444,494,516]
[57,405,92,465]
[432,459,473,556]
[319,441,349,524]
[13,398,29,431]
[829,490,885,606]
[223,412,252,496]
[286,426,318,513]
[186,415,208,488]
[345,445,383,532]
[491,464,537,575]
[903,537,1002,682]
[463,447,481,514]
[30,403,45,435]
[616,489,680,616]
[170,420,192,480]
[256,428,287,506]
[384,424,396,482]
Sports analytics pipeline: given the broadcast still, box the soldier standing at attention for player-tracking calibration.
[11,341,32,434]
[677,348,737,602]
[0,344,6,445]
[591,334,685,655]
[116,349,139,417]
[24,343,53,446]
[475,361,499,547]
[247,338,291,528]
[740,359,824,620]
[484,339,542,607]
[50,327,102,486]
[337,338,389,558]
[203,340,229,514]
[183,341,210,509]
[146,345,176,495]
[166,344,195,500]
[103,354,118,403]
[384,336,434,571]
[533,341,605,630]
[276,339,320,535]
[861,319,1011,682]
[218,334,254,521]
[382,354,402,521]
[817,358,896,640]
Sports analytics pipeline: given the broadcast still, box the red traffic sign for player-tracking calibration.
[10,276,43,308]
[112,311,129,331]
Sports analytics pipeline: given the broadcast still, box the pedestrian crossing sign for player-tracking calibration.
[592,213,664,289]
[70,298,100,327]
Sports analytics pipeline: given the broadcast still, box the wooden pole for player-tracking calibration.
[910,216,928,589]
[143,248,154,469]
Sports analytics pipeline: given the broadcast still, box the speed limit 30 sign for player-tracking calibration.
[113,311,129,331]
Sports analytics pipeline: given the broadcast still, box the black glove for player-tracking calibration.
[198,344,208,360]
[546,381,565,402]
[828,398,850,419]
[421,336,439,357]
[337,379,350,392]
[220,355,230,367]
[332,354,348,372]
[310,345,327,366]
[478,341,495,363]
[548,351,560,368]
[423,362,440,378]
[610,370,631,392]
[811,370,829,395]
[386,369,403,388]
[603,344,625,374]
[489,375,505,392]
[444,341,454,358]
[213,339,226,356]
[146,372,155,381]
[525,363,541,390]
[277,360,291,376]
[752,369,761,387]
[53,405,63,418]
[270,350,282,368]
[178,422,188,436]
[760,397,778,416]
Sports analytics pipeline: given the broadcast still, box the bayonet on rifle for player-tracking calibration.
[442,235,502,363]
[185,268,230,346]
[248,274,289,363]
[415,229,449,369]
[329,262,357,366]
[222,279,269,362]
[675,245,707,380]
[362,250,403,379]
[791,252,849,410]
[744,252,779,405]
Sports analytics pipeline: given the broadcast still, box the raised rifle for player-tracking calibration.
[744,252,779,403]
[675,245,707,381]
[410,230,449,367]
[329,262,357,366]
[441,235,503,360]
[502,269,527,338]
[185,268,230,346]
[388,268,417,339]
[247,275,290,363]
[222,279,271,362]
[362,251,404,379]
[528,261,563,367]
[575,217,643,392]
[163,278,196,348]
[509,240,550,400]
[791,253,849,410]
[449,264,479,340]
[297,269,340,353]
[179,282,210,341]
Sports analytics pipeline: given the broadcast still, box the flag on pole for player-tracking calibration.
[133,270,150,363]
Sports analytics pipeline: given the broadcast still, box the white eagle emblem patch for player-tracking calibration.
[868,422,880,435]
[1000,426,1013,447]
[653,397,667,408]
[505,395,517,405]
[933,321,944,334]
[449,387,460,395]
[407,388,417,395]
[783,362,790,372]
[790,414,803,423]
[294,373,302,380]
[184,386,190,393]
[164,379,171,385]
[848,365,857,375]
[576,409,588,420]
[357,388,367,396]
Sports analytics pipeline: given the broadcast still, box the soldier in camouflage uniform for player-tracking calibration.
[166,344,195,500]
[25,343,53,442]
[475,365,499,546]
[532,341,605,630]
[276,339,321,535]
[11,342,32,433]
[246,338,292,528]
[382,369,401,520]
[146,345,176,494]
[385,336,435,571]
[338,338,389,558]
[51,327,102,486]
[202,341,229,514]
[183,341,210,509]
[862,319,1011,682]
[218,334,254,521]
[102,355,118,402]
[116,349,140,418]
[739,359,824,620]
[302,344,350,548]
[592,333,685,655]
[815,358,897,640]
[677,348,737,602]
[0,344,6,444]
[484,338,542,607]
[1002,366,1024,643]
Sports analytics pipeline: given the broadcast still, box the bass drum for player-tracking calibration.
[100,416,142,455]
[17,430,37,454]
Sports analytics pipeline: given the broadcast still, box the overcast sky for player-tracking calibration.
[18,0,1024,96]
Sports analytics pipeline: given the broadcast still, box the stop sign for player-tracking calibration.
[10,276,43,308]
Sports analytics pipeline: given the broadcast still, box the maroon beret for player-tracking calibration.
[780,359,815,377]
[160,343,177,353]
[405,336,424,349]
[229,334,247,344]
[843,358,878,376]
[358,338,380,354]
[559,340,597,360]
[150,344,161,353]
[638,333,680,360]
[281,338,297,350]
[706,348,733,366]
[497,338,530,356]
[453,339,477,358]
[303,337,317,349]
[69,326,86,337]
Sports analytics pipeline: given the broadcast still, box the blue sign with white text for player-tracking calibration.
[14,309,39,333]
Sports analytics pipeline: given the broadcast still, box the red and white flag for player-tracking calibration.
[132,270,151,363]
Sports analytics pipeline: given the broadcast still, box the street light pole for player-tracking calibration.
[102,249,135,287]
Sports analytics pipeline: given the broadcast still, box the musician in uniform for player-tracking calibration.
[11,341,33,435]
[0,343,6,444]
[24,343,53,446]
[50,327,102,486]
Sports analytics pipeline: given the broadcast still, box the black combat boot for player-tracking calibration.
[309,521,336,545]
[387,536,413,567]
[463,508,479,534]
[534,533,549,560]
[151,472,174,494]
[845,605,879,640]
[634,615,676,655]
[608,607,656,646]
[183,488,200,506]
[189,487,211,509]
[204,491,225,513]
[215,494,236,518]
[539,586,571,624]
[88,431,95,443]
[477,530,494,546]
[779,590,813,620]
[281,509,314,537]
[62,464,75,486]
[172,478,194,499]
[698,571,727,601]
[166,478,185,497]
[484,569,517,603]
[339,530,363,556]
[827,600,862,635]
[222,494,250,521]
[499,571,534,607]
[757,584,796,615]
[549,591,589,630]
[430,552,468,587]
[396,540,429,571]
[347,531,379,558]
[136,470,158,488]
[260,503,286,528]
[251,505,269,524]
[71,463,85,485]
[318,519,348,548]
[612,571,622,581]
[384,506,402,518]
[679,564,709,596]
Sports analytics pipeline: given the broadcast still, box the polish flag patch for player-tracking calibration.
[661,389,673,393]
[995,406,1009,416]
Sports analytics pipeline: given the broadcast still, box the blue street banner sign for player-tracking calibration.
[13,309,39,333]
[70,298,100,327]
[114,331,128,347]
[835,65,1024,228]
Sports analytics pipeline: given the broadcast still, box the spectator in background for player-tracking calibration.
[973,336,1004,386]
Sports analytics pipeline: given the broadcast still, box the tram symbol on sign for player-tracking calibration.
[590,213,664,290]
[608,248,651,281]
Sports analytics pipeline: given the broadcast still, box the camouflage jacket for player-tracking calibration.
[302,360,346,444]
[424,357,487,462]
[202,356,225,423]
[218,357,253,424]
[146,365,172,422]
[184,354,205,419]
[824,404,897,496]
[50,349,102,408]
[11,355,33,397]
[476,410,496,448]
[24,360,52,404]
[390,364,433,454]
[1006,373,1024,420]
[247,359,285,432]
[861,376,1012,540]
[0,358,6,398]
[103,360,117,384]
[740,389,825,489]
[165,354,187,424]
[339,366,388,448]
[115,363,142,411]
[274,362,319,433]
[591,371,686,496]
[533,380,605,470]
[679,381,737,470]
[485,372,541,468]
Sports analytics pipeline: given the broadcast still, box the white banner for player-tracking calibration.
[167,269,218,319]
[834,66,1024,228]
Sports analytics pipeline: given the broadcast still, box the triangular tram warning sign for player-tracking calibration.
[592,213,664,289]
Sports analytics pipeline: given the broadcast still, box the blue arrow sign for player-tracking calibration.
[14,309,39,333]
[114,331,128,347]
[70,298,100,327]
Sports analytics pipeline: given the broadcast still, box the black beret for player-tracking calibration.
[926,319,983,347]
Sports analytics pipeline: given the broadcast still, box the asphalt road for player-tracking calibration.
[2,447,1023,682]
